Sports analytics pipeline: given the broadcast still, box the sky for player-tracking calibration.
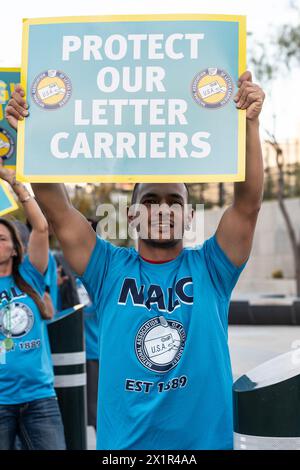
[1,0,300,140]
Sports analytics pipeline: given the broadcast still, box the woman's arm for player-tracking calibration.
[0,158,49,274]
[6,85,97,276]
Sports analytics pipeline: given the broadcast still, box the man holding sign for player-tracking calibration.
[6,70,264,450]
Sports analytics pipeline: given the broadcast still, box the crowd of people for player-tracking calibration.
[0,160,99,449]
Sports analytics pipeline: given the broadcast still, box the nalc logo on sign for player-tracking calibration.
[31,70,72,109]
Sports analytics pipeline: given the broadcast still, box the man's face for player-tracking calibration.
[128,183,192,247]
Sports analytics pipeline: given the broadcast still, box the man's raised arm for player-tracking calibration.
[216,71,265,267]
[5,85,96,276]
[31,183,96,276]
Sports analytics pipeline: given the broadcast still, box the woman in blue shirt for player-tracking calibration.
[0,159,66,450]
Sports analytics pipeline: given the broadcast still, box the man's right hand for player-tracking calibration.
[5,84,29,131]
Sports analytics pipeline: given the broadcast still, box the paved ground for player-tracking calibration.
[87,325,300,449]
[229,325,300,379]
[87,426,96,450]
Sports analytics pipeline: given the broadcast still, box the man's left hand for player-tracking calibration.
[234,71,265,120]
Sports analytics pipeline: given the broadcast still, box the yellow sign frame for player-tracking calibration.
[0,67,20,170]
[17,14,246,183]
[0,181,18,216]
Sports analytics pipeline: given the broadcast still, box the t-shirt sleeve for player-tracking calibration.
[44,252,58,310]
[19,255,46,297]
[79,235,117,310]
[44,252,53,288]
[202,234,248,300]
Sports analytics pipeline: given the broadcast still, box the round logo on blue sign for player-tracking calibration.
[191,67,234,109]
[31,70,72,110]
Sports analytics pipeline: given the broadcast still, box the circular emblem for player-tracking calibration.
[0,128,15,159]
[135,316,186,373]
[191,68,234,109]
[0,303,34,338]
[31,70,72,109]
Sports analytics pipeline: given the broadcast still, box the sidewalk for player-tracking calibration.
[229,325,300,379]
[87,325,300,449]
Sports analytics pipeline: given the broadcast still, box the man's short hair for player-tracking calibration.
[86,217,98,232]
[131,183,189,204]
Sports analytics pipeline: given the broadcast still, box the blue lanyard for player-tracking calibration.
[0,286,15,351]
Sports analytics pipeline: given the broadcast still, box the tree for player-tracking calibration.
[251,3,300,295]
[251,3,300,82]
[265,131,300,296]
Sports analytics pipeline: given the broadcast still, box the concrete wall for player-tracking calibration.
[202,198,300,296]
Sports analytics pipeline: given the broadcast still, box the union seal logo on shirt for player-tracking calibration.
[0,128,15,159]
[31,70,72,110]
[0,303,34,338]
[191,68,234,109]
[135,316,186,373]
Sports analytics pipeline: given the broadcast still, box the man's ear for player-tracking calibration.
[185,207,194,230]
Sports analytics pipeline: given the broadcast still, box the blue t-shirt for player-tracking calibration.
[80,235,247,450]
[0,256,55,404]
[76,278,98,360]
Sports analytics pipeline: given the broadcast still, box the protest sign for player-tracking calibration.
[0,181,18,216]
[0,68,20,169]
[17,14,246,183]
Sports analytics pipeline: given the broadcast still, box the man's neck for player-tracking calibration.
[138,240,183,262]
[0,260,13,277]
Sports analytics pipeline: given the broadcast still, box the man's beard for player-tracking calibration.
[141,237,181,249]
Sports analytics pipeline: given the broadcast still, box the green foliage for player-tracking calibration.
[250,4,300,83]
[277,23,300,67]
[251,48,275,82]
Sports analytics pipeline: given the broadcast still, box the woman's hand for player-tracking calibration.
[0,157,16,186]
[5,84,29,131]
